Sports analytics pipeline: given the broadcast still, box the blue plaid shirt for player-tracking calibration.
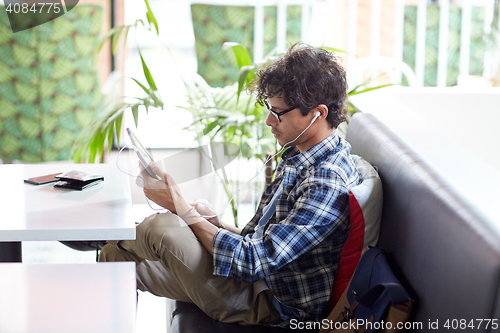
[212,133,361,321]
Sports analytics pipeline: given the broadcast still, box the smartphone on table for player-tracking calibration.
[24,172,63,185]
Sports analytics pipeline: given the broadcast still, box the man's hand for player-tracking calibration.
[139,162,190,215]
[189,199,220,227]
[140,163,219,256]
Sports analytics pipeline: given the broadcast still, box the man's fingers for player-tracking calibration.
[138,162,152,178]
[136,162,162,189]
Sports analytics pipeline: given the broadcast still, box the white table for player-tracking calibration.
[0,262,136,333]
[0,163,136,261]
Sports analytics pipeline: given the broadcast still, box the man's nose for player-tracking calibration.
[265,112,277,127]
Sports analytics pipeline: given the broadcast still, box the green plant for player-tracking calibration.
[182,83,274,227]
[71,0,163,163]
[180,46,275,226]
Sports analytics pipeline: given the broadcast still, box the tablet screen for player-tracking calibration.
[136,142,153,165]
[127,128,154,165]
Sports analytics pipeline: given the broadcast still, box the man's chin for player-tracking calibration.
[278,139,294,148]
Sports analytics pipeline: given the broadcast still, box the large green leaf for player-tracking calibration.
[320,46,349,55]
[139,49,158,91]
[348,83,394,96]
[221,42,252,69]
[107,124,114,153]
[144,0,159,35]
[129,77,150,95]
[115,113,123,148]
[237,65,255,103]
[131,105,139,128]
[96,25,127,54]
[111,26,125,54]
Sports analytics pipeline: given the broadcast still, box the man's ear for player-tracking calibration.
[313,104,329,120]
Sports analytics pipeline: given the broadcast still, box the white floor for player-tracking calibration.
[20,183,170,333]
[22,241,168,333]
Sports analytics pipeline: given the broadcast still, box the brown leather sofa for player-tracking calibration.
[167,112,500,332]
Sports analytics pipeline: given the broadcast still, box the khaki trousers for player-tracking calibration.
[98,212,281,325]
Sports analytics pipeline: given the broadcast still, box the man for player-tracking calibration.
[99,43,361,326]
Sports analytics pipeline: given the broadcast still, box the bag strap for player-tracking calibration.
[349,247,383,297]
[332,301,360,323]
[356,282,411,307]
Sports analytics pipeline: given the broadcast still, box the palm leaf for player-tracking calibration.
[138,49,158,91]
[221,42,252,68]
[348,83,394,96]
[144,0,159,35]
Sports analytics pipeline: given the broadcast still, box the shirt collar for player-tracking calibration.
[282,132,341,171]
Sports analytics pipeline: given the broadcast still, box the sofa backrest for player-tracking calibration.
[346,112,500,332]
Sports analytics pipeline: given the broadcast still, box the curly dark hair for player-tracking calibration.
[253,43,348,128]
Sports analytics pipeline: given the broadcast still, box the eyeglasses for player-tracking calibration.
[264,100,297,123]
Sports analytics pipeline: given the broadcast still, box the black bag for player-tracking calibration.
[320,247,413,333]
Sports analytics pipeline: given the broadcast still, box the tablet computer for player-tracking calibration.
[126,128,159,179]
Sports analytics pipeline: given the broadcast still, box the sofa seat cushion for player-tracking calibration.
[170,301,318,333]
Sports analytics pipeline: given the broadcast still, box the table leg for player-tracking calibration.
[0,242,22,262]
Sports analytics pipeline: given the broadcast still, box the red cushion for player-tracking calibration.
[325,190,365,312]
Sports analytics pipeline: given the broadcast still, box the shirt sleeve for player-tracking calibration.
[212,168,350,284]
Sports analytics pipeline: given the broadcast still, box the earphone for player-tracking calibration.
[311,111,320,123]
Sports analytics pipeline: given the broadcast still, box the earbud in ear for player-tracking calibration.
[311,111,321,124]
